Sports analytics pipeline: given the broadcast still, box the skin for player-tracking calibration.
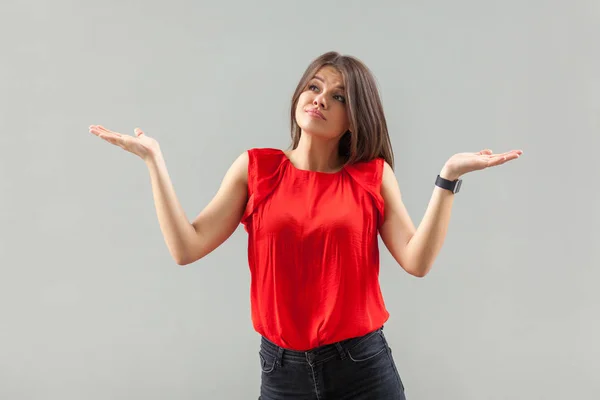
[286,66,350,173]
[89,66,523,275]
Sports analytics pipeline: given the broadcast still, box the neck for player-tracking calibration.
[287,132,344,173]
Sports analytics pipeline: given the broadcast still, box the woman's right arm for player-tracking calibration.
[146,150,248,265]
[89,124,248,266]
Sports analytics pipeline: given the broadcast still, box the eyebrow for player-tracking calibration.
[313,75,345,91]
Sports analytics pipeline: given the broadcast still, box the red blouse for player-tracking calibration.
[241,148,390,351]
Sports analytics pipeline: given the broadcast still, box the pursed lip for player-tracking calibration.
[306,108,326,120]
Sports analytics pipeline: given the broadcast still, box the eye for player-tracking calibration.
[334,94,346,103]
[308,84,319,92]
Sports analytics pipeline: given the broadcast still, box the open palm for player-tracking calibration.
[443,149,523,179]
[89,125,160,161]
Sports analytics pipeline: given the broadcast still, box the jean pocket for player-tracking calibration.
[346,330,388,363]
[259,351,277,374]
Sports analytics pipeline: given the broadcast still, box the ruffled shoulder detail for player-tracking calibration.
[344,157,385,228]
[241,148,287,228]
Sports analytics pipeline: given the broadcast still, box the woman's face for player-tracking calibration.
[295,66,350,140]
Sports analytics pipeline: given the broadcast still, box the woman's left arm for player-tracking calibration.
[379,148,522,278]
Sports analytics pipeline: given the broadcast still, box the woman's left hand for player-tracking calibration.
[440,149,523,180]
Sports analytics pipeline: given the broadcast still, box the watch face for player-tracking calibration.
[453,179,463,193]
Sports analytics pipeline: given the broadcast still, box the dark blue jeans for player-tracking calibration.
[258,327,406,399]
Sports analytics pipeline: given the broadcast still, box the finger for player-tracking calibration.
[102,133,130,150]
[93,125,120,137]
[134,127,144,137]
[489,157,507,167]
[97,125,118,135]
[90,125,120,138]
[477,149,493,155]
[494,149,523,157]
[89,125,102,135]
[94,129,119,140]
[488,153,520,166]
[496,151,521,160]
[98,133,120,146]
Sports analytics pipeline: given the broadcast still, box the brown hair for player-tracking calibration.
[289,51,394,169]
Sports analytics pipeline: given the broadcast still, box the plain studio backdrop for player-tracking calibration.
[1,0,598,399]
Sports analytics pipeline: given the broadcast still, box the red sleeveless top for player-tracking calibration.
[241,148,390,351]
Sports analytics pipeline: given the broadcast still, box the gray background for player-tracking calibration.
[1,0,598,399]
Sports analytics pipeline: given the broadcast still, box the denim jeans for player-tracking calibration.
[258,327,406,399]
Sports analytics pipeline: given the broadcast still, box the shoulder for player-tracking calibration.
[344,157,387,225]
[245,148,286,168]
[221,151,250,186]
[345,157,385,184]
[241,149,288,223]
[381,159,394,184]
[346,158,399,195]
[247,147,285,158]
[246,147,286,169]
[380,159,403,199]
[243,148,288,191]
[223,148,285,190]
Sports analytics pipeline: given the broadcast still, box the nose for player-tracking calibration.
[313,93,327,109]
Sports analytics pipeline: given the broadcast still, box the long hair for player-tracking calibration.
[289,51,394,169]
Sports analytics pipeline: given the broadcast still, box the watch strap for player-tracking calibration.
[435,175,462,194]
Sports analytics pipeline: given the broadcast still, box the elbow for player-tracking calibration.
[411,269,428,278]
[175,257,191,266]
[173,251,197,266]
[172,241,209,266]
[173,249,206,266]
[405,263,431,278]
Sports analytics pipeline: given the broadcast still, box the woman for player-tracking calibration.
[89,51,522,399]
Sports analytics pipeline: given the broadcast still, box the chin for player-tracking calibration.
[297,121,340,140]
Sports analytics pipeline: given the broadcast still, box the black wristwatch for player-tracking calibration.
[435,175,462,194]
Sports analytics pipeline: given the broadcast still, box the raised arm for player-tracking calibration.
[147,150,248,265]
[89,125,248,266]
[379,148,522,277]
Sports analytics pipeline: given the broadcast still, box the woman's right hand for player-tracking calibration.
[89,125,160,162]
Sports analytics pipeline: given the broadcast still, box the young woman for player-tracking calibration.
[89,51,522,399]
